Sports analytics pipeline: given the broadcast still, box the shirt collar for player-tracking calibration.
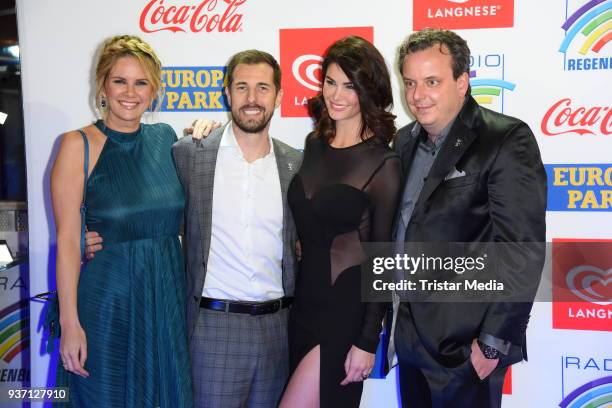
[419,96,468,148]
[425,120,453,148]
[221,121,276,160]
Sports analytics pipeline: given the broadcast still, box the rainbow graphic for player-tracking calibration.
[560,0,612,55]
[469,70,516,107]
[559,376,612,407]
[0,300,29,363]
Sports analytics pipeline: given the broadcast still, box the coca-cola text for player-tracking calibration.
[140,0,246,33]
[541,98,611,136]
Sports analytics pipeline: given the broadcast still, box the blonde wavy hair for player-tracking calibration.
[95,35,164,116]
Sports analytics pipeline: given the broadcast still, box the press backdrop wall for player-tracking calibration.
[16,0,611,406]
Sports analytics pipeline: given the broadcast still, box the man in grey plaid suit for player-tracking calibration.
[172,50,302,407]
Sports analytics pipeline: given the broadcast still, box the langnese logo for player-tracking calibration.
[552,239,611,332]
[413,0,514,30]
[541,98,611,136]
[559,0,611,71]
[139,0,246,34]
[546,164,612,211]
[279,27,374,117]
[159,66,229,112]
[469,52,515,113]
[560,356,612,408]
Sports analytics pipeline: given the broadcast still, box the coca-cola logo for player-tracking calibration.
[292,55,323,92]
[541,98,612,136]
[140,0,246,33]
[566,265,612,305]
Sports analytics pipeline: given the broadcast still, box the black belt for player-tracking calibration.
[199,296,293,315]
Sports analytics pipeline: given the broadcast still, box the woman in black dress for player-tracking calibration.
[280,36,401,407]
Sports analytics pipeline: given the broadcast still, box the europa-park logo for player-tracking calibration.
[139,0,246,34]
[541,98,611,136]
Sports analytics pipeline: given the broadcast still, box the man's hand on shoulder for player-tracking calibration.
[183,119,222,140]
[84,231,103,260]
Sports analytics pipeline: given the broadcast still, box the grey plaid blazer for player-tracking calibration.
[172,124,303,339]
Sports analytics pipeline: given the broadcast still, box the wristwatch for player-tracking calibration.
[477,340,500,360]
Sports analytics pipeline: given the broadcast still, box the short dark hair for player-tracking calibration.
[398,28,471,80]
[225,49,282,91]
[309,36,396,144]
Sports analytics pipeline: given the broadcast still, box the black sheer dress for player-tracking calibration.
[287,133,401,407]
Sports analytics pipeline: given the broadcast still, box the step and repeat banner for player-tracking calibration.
[16,0,611,406]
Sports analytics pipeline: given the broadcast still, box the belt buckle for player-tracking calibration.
[250,300,280,315]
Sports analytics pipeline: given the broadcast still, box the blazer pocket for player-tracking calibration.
[441,172,480,189]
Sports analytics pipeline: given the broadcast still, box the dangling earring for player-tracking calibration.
[100,96,107,108]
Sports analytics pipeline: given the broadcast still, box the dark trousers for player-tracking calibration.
[394,304,508,408]
[398,359,507,408]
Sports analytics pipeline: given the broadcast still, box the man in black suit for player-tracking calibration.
[390,28,547,407]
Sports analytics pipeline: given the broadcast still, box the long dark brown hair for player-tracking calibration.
[309,36,396,144]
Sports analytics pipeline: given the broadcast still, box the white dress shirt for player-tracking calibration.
[203,123,284,301]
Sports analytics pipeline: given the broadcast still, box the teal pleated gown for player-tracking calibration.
[56,120,193,407]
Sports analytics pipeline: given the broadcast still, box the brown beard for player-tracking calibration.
[232,105,273,134]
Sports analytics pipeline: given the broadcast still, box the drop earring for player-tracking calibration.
[100,96,107,108]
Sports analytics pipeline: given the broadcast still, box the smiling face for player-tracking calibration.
[102,56,154,132]
[225,62,282,135]
[401,45,469,137]
[322,63,362,130]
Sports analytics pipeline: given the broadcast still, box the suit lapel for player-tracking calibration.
[272,139,297,254]
[413,117,477,214]
[195,126,224,267]
[391,124,423,236]
[408,97,482,216]
[400,124,422,178]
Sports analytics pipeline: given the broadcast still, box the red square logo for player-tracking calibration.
[552,239,612,331]
[413,0,514,30]
[279,27,374,117]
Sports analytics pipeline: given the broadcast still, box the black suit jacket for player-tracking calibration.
[393,96,547,367]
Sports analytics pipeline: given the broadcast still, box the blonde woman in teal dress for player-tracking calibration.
[50,35,192,407]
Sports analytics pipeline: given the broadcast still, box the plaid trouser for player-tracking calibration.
[190,307,290,408]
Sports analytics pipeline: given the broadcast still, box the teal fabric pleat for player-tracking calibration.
[55,121,192,407]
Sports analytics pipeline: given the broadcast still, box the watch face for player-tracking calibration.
[478,340,500,359]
